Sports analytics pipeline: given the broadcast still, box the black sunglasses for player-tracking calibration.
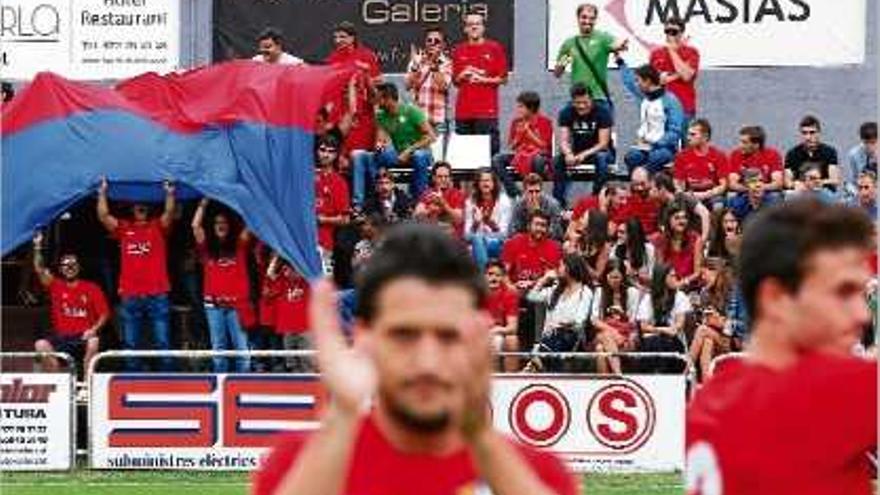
[425,37,443,45]
[665,28,681,35]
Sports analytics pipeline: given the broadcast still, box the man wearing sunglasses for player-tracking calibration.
[784,115,841,191]
[405,27,452,135]
[649,18,700,129]
[32,232,109,376]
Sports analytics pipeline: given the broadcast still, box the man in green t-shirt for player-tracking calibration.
[352,82,437,207]
[553,3,627,107]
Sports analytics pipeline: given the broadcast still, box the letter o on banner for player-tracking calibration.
[508,384,571,447]
[586,381,656,452]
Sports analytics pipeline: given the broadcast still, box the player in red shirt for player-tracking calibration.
[252,224,576,495]
[501,211,563,292]
[267,254,313,372]
[326,21,383,158]
[490,91,554,198]
[727,125,785,194]
[484,260,520,372]
[314,135,351,256]
[32,233,109,375]
[452,11,508,155]
[649,18,700,121]
[97,177,175,371]
[686,200,877,495]
[673,119,728,205]
[192,199,253,373]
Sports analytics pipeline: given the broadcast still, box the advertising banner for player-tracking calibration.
[547,0,866,68]
[91,373,684,472]
[0,373,73,471]
[1,0,180,80]
[213,0,515,73]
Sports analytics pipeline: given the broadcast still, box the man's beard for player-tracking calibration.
[381,386,452,434]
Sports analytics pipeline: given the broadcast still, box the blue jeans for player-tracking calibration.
[352,146,432,206]
[491,152,549,198]
[118,294,173,371]
[467,233,505,272]
[553,149,616,206]
[625,146,676,174]
[204,305,251,373]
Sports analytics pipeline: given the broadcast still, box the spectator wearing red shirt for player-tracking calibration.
[253,226,575,495]
[192,199,253,373]
[622,167,661,235]
[652,199,703,288]
[568,182,628,244]
[728,125,785,193]
[452,12,508,155]
[326,22,382,157]
[674,119,728,205]
[686,201,876,495]
[490,91,554,198]
[314,135,350,259]
[251,242,284,372]
[97,177,175,371]
[413,161,465,229]
[32,233,108,375]
[267,255,313,372]
[501,211,563,293]
[649,18,700,123]
[485,260,520,371]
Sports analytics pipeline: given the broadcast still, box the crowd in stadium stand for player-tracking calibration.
[8,5,878,383]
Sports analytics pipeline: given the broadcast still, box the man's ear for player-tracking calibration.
[754,278,792,325]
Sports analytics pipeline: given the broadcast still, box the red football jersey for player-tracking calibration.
[622,194,661,235]
[48,279,109,336]
[649,45,700,115]
[315,169,350,251]
[501,234,562,285]
[326,45,381,152]
[486,284,520,326]
[113,219,169,297]
[686,353,877,495]
[199,238,250,302]
[571,196,628,227]
[273,268,310,334]
[728,148,783,182]
[252,413,577,495]
[674,146,729,191]
[451,39,508,120]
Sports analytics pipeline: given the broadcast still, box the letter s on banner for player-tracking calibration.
[586,381,656,453]
[108,376,217,448]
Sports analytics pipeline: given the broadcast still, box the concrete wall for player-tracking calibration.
[184,0,878,158]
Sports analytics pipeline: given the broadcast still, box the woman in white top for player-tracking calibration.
[590,259,642,374]
[464,169,513,271]
[636,263,692,373]
[525,254,593,371]
[611,218,656,291]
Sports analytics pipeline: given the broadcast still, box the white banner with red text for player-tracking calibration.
[89,373,684,472]
[0,373,73,470]
[547,0,866,67]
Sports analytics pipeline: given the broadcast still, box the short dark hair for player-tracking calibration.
[738,199,874,320]
[689,118,712,139]
[376,82,399,101]
[664,16,686,31]
[424,25,445,40]
[432,161,452,176]
[570,82,590,99]
[653,171,675,194]
[634,64,661,86]
[1,82,13,103]
[528,210,550,224]
[799,115,821,131]
[576,3,598,16]
[859,121,877,141]
[740,125,766,148]
[485,259,506,273]
[334,21,357,37]
[354,223,486,323]
[256,27,284,45]
[316,133,340,151]
[516,91,541,113]
[523,173,543,187]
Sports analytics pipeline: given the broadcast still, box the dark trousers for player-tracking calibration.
[491,152,549,198]
[456,119,500,156]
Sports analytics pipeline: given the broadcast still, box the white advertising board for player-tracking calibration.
[90,373,685,473]
[2,0,180,80]
[0,373,73,471]
[547,0,866,68]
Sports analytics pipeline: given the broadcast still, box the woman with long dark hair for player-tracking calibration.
[611,218,655,290]
[579,209,610,284]
[652,199,703,289]
[525,254,593,371]
[464,168,513,271]
[192,199,253,373]
[636,263,692,373]
[688,258,747,381]
[706,207,742,262]
[590,259,641,374]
